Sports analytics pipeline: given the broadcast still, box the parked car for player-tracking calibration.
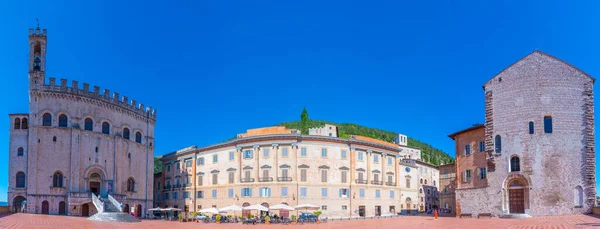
[195,213,209,220]
[300,212,318,221]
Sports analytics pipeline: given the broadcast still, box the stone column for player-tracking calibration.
[366,150,372,184]
[273,144,279,181]
[236,146,242,183]
[253,145,260,183]
[395,155,400,188]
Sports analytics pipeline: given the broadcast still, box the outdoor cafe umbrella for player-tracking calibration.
[243,204,269,218]
[199,207,221,214]
[147,207,164,211]
[270,204,295,218]
[294,203,320,216]
[219,205,243,218]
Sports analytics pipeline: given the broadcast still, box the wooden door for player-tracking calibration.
[82,204,89,217]
[41,201,49,214]
[509,189,524,214]
[59,201,66,215]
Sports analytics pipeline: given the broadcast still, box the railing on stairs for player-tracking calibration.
[92,193,104,213]
[108,194,123,212]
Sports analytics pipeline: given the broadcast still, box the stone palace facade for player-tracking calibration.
[154,126,440,218]
[7,27,156,217]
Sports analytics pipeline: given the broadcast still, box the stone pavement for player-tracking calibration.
[0,213,599,229]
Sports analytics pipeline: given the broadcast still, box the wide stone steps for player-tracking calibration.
[88,212,141,222]
[87,197,140,223]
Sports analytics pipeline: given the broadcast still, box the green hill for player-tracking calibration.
[279,119,454,165]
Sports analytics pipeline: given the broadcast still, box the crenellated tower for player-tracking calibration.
[28,27,46,91]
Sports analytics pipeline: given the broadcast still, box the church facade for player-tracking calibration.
[7,27,156,216]
[452,51,596,217]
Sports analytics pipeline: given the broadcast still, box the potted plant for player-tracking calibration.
[313,211,322,224]
[177,213,182,222]
[215,214,222,224]
[238,216,244,223]
[291,215,297,225]
[192,212,199,223]
[265,215,271,225]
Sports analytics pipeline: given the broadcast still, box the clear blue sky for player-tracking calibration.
[1,0,600,202]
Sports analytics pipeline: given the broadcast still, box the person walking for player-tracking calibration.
[434,208,438,220]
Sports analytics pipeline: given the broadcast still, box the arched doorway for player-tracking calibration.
[82,204,90,217]
[508,180,525,213]
[279,202,289,218]
[136,204,142,218]
[123,204,130,213]
[12,196,26,213]
[59,201,66,215]
[41,201,49,214]
[89,173,102,197]
[242,202,250,218]
[405,197,412,215]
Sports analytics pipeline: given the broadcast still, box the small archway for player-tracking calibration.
[59,201,66,215]
[12,196,26,213]
[136,204,142,218]
[41,200,49,214]
[82,203,90,217]
[242,202,250,218]
[123,204,130,213]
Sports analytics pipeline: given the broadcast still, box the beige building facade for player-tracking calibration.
[7,28,156,217]
[156,126,426,218]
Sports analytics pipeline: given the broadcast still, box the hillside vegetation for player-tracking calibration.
[279,113,454,165]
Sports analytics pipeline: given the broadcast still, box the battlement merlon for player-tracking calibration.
[41,77,157,120]
[29,28,47,37]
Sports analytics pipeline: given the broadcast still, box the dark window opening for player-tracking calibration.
[17,147,24,156]
[510,156,520,172]
[14,118,21,129]
[58,114,68,127]
[529,121,534,134]
[494,135,501,154]
[42,113,52,126]
[84,118,93,131]
[102,122,110,135]
[123,128,130,140]
[135,132,142,144]
[52,136,56,142]
[22,118,28,129]
[53,172,63,187]
[16,172,25,188]
[544,116,552,133]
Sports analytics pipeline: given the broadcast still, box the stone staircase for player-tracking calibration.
[88,196,140,223]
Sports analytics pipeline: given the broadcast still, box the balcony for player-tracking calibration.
[241,178,255,183]
[355,179,368,184]
[258,177,273,182]
[385,182,396,186]
[174,184,182,189]
[162,185,172,191]
[371,180,383,185]
[441,174,456,179]
[277,177,292,182]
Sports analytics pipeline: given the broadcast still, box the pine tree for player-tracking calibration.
[300,107,309,134]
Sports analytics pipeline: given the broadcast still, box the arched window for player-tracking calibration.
[510,156,520,172]
[420,178,423,184]
[528,122,534,134]
[58,114,68,127]
[419,188,423,193]
[544,116,553,133]
[33,42,41,71]
[127,178,135,192]
[135,132,142,144]
[22,118,28,129]
[42,113,52,126]
[17,147,23,156]
[16,172,25,188]
[53,172,63,188]
[123,128,130,140]
[575,186,583,207]
[424,179,428,185]
[102,122,110,135]
[84,118,93,131]
[495,135,502,154]
[14,118,21,129]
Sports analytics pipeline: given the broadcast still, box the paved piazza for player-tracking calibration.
[1,214,600,229]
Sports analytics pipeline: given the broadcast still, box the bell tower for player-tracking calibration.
[28,26,47,90]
